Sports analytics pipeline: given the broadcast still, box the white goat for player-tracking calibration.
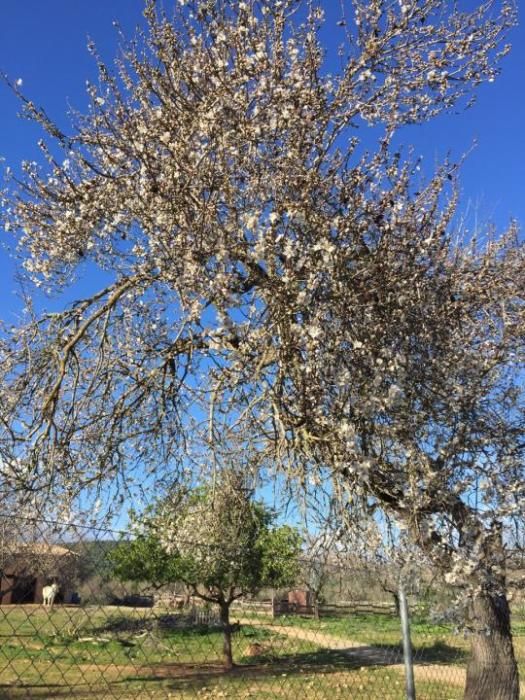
[42,582,59,608]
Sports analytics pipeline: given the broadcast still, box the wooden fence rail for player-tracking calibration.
[154,594,422,619]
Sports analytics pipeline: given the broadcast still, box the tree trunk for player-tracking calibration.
[464,590,519,700]
[219,602,234,670]
[313,593,320,620]
[183,587,191,607]
[392,591,400,617]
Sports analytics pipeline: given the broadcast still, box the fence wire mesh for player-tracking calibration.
[0,514,523,699]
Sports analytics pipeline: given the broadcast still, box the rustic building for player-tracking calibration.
[0,543,78,605]
[273,589,315,615]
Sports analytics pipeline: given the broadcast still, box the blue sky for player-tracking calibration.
[1,1,524,318]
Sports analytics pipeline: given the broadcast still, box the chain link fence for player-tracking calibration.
[0,514,523,699]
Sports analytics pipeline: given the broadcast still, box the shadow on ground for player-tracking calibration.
[91,612,210,635]
[0,639,466,698]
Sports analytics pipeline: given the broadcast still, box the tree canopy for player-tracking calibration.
[113,474,301,600]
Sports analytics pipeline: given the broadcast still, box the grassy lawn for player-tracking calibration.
[260,612,467,659]
[248,609,525,660]
[0,604,485,698]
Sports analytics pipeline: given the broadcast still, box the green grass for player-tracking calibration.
[0,605,312,666]
[260,609,525,664]
[271,611,451,641]
[0,604,490,698]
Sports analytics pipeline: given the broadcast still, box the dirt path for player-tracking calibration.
[239,618,467,688]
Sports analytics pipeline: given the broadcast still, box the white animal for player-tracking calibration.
[42,583,59,608]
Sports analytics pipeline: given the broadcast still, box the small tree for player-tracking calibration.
[300,532,338,619]
[112,473,301,669]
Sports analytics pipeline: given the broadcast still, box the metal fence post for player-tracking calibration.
[399,582,416,700]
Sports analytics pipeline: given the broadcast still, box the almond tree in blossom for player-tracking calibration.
[1,2,523,696]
